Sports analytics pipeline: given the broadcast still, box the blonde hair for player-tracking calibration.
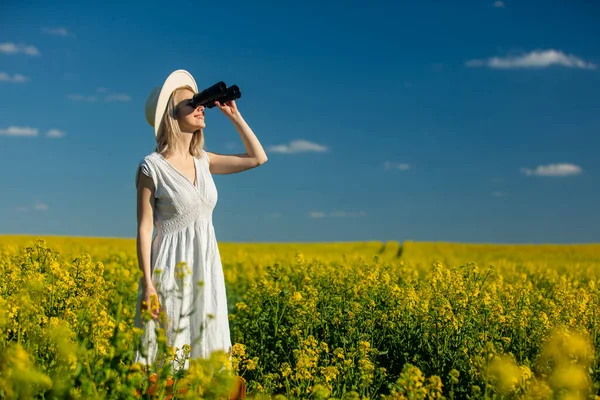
[155,85,206,158]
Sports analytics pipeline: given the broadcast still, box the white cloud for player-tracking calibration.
[384,161,412,171]
[46,129,66,138]
[0,126,66,138]
[105,93,131,102]
[0,42,40,56]
[466,49,597,70]
[309,211,327,219]
[68,94,97,102]
[520,163,583,177]
[0,126,38,136]
[42,27,72,37]
[15,202,48,212]
[68,91,131,102]
[0,72,30,83]
[309,210,366,219]
[34,202,48,211]
[268,139,328,154]
[493,1,505,7]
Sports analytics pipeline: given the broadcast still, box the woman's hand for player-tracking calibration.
[141,283,161,321]
[215,99,240,120]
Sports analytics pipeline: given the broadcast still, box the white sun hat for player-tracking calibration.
[145,69,198,139]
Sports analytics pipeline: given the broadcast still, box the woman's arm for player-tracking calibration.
[136,172,155,288]
[207,101,268,175]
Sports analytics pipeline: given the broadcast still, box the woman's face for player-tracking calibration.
[174,88,205,133]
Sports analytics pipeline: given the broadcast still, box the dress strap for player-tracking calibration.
[201,149,210,167]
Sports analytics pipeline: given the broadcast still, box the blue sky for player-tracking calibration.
[1,0,599,244]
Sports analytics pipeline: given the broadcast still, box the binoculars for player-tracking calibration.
[189,81,241,109]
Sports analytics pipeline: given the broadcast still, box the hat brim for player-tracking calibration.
[152,69,198,138]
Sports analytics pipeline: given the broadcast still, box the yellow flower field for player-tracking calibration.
[1,235,600,399]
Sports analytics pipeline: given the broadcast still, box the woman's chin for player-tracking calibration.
[182,123,205,132]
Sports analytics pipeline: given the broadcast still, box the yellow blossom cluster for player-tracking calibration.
[2,236,600,399]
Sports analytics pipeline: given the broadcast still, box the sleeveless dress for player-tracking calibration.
[132,149,232,372]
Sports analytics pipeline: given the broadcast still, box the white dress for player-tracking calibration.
[133,149,232,372]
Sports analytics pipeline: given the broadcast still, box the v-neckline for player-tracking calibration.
[156,153,198,190]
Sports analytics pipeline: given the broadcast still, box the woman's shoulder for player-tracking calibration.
[197,148,210,164]
[136,152,164,178]
[135,151,161,189]
[139,151,161,165]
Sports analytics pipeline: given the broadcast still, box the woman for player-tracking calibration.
[133,69,268,374]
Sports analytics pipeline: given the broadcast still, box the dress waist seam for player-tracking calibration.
[156,204,213,235]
